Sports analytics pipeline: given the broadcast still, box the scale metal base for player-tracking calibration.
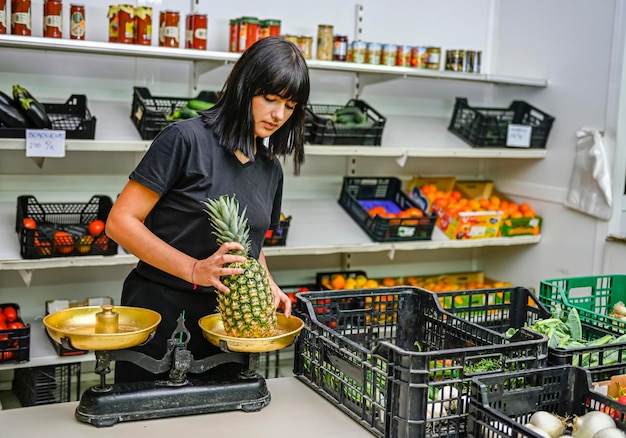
[76,373,270,427]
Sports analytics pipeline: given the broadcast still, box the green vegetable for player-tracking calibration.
[180,106,199,119]
[334,106,367,124]
[186,99,215,111]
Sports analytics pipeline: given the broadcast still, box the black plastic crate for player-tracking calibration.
[294,287,548,438]
[448,97,554,149]
[338,176,437,242]
[0,94,96,139]
[436,287,551,333]
[0,303,30,365]
[467,365,626,438]
[305,99,386,146]
[13,363,81,406]
[15,194,117,259]
[263,216,291,247]
[437,286,626,383]
[131,86,220,140]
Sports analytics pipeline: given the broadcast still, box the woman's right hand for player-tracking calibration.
[193,242,247,293]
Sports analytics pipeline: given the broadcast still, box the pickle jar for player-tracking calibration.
[11,0,31,36]
[69,4,85,40]
[159,10,180,48]
[0,0,7,34]
[133,6,152,45]
[117,4,134,44]
[43,0,62,38]
[316,24,333,61]
[185,13,207,50]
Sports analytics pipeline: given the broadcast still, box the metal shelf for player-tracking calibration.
[0,200,540,273]
[0,35,547,88]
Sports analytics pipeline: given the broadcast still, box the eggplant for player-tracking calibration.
[0,100,28,127]
[0,90,13,107]
[12,84,52,129]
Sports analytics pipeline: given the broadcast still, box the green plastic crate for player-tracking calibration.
[539,274,626,332]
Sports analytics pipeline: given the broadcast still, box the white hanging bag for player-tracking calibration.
[564,129,613,220]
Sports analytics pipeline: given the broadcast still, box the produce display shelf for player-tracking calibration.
[0,35,547,88]
[0,101,547,158]
[0,200,540,271]
[0,320,95,371]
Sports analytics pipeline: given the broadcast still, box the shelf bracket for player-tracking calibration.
[191,60,230,92]
[395,151,408,168]
[386,248,396,260]
[18,269,34,287]
[356,72,402,98]
[29,156,45,168]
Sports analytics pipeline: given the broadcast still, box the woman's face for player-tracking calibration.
[252,94,296,139]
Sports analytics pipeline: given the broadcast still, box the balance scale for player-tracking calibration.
[43,305,304,428]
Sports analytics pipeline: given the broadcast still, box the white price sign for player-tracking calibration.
[25,129,66,157]
[506,124,532,148]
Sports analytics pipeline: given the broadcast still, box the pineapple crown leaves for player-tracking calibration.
[201,194,251,256]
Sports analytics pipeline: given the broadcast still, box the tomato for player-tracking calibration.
[0,351,14,361]
[88,219,106,236]
[0,313,6,324]
[54,231,75,254]
[76,235,94,254]
[7,322,24,330]
[94,235,110,253]
[22,217,37,229]
[618,395,626,404]
[3,307,17,323]
[35,237,52,256]
[287,293,297,304]
[0,320,7,330]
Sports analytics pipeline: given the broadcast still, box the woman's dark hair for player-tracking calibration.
[201,36,310,174]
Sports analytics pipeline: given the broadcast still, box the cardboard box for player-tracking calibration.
[593,374,626,398]
[406,176,456,214]
[45,296,114,356]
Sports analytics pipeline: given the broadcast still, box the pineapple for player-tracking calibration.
[201,194,277,338]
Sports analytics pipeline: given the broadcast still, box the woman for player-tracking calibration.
[106,36,310,383]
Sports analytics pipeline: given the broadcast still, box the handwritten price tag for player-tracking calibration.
[25,129,66,157]
[506,124,532,148]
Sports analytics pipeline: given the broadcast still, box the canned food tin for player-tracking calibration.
[70,4,85,40]
[382,44,397,66]
[464,50,481,73]
[11,0,31,36]
[133,6,151,45]
[366,42,382,65]
[316,24,333,61]
[396,44,411,67]
[107,4,118,42]
[297,35,312,59]
[425,46,441,70]
[410,46,428,68]
[159,10,180,48]
[352,40,366,64]
[117,4,134,44]
[333,35,348,61]
[185,13,207,50]
[0,0,7,34]
[43,0,62,38]
[445,49,464,72]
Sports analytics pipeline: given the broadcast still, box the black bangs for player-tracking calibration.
[257,68,310,106]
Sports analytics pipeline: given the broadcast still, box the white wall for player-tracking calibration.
[1,0,625,312]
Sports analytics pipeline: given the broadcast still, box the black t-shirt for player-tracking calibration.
[129,117,284,292]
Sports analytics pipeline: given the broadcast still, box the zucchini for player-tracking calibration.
[180,106,199,119]
[186,99,215,111]
[334,106,367,124]
[0,101,28,128]
[12,84,52,129]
